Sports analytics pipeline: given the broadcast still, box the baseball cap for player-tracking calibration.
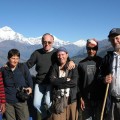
[57,47,68,53]
[108,28,120,38]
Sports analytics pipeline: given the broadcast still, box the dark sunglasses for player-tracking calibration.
[87,46,98,51]
[43,41,52,45]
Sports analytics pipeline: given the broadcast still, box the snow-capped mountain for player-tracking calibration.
[0,26,41,45]
[73,40,86,47]
[0,26,86,57]
[0,26,86,47]
[0,26,111,66]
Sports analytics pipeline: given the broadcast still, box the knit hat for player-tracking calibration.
[57,47,68,53]
[86,38,98,51]
[87,38,98,46]
[108,28,120,38]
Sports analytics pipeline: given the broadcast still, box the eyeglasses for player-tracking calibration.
[87,46,98,51]
[43,41,52,45]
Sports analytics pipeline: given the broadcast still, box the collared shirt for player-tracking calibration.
[111,52,120,97]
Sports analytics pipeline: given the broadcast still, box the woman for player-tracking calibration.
[1,49,33,120]
[49,47,78,120]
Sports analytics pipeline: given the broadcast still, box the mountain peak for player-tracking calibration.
[0,26,87,48]
[1,26,13,31]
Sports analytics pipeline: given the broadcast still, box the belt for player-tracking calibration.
[111,96,120,102]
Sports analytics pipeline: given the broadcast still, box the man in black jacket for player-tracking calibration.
[98,28,120,120]
[78,39,104,120]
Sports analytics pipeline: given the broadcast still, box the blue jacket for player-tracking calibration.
[1,63,33,103]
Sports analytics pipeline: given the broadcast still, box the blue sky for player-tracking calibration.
[0,0,120,42]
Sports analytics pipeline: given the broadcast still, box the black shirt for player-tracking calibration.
[26,48,57,84]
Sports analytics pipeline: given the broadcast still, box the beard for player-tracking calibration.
[114,44,120,51]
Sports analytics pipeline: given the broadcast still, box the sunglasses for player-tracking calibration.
[43,41,52,45]
[87,46,98,51]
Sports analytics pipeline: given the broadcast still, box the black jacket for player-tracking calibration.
[49,63,78,104]
[98,51,114,81]
[98,51,114,112]
[98,51,114,93]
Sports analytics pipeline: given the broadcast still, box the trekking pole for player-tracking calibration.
[100,83,109,120]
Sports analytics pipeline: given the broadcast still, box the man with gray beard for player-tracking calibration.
[98,28,120,120]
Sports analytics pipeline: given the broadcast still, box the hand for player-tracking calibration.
[80,97,85,111]
[67,61,75,70]
[67,78,71,81]
[104,74,112,84]
[0,103,5,113]
[24,87,32,95]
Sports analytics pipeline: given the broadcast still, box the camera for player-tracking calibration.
[16,87,30,101]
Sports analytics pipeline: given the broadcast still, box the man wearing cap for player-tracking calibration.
[78,39,104,120]
[98,28,120,120]
[49,47,78,120]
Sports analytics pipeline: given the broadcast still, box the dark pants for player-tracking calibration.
[81,100,102,120]
[27,97,37,120]
[27,76,37,120]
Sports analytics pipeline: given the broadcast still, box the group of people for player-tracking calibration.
[0,28,120,120]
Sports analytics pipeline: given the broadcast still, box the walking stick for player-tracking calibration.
[100,83,109,120]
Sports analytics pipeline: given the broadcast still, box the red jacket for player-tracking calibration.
[0,72,6,103]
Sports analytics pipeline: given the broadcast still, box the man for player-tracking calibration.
[78,39,104,120]
[98,28,120,120]
[26,33,75,120]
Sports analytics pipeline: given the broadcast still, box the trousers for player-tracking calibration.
[33,84,52,119]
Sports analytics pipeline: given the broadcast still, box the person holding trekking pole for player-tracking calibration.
[98,28,120,120]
